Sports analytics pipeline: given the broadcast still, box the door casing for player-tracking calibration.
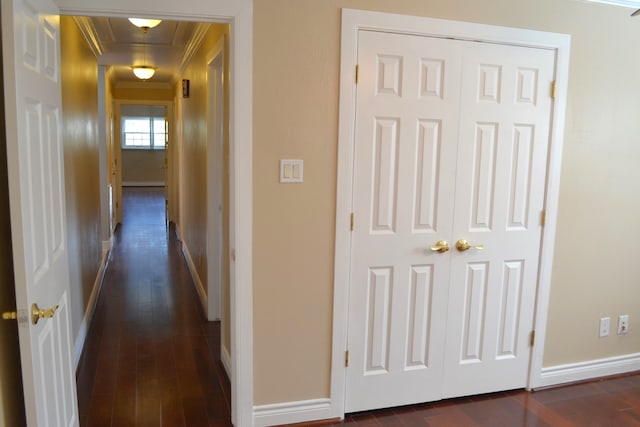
[50,1,254,426]
[206,36,225,322]
[113,100,173,224]
[331,8,570,419]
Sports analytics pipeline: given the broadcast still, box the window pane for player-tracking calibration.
[153,117,166,133]
[122,116,166,149]
[124,118,150,133]
[153,117,167,148]
[125,133,150,147]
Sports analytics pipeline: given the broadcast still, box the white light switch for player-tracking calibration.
[280,159,303,183]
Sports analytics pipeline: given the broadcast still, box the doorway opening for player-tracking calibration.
[66,12,242,425]
[114,102,171,226]
[4,0,253,423]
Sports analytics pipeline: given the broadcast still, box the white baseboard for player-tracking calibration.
[73,247,110,370]
[181,241,208,316]
[221,344,232,379]
[253,398,334,427]
[122,181,165,187]
[536,352,640,388]
[174,223,182,241]
[101,237,112,257]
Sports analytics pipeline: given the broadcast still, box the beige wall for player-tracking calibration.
[253,0,640,404]
[0,18,26,423]
[112,85,174,101]
[121,149,165,184]
[60,16,103,342]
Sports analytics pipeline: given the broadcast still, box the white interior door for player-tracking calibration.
[443,42,554,398]
[2,0,78,426]
[346,29,555,413]
[345,31,463,412]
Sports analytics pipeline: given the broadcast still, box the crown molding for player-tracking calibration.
[73,16,104,58]
[175,23,210,79]
[113,80,173,90]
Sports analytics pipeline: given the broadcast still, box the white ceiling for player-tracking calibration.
[77,17,212,86]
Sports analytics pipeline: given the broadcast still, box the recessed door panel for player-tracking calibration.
[371,118,399,233]
[365,267,393,373]
[405,265,434,369]
[413,120,442,232]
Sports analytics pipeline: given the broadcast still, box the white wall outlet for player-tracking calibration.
[599,317,610,337]
[618,315,629,335]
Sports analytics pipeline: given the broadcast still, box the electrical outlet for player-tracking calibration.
[599,317,610,337]
[618,315,629,335]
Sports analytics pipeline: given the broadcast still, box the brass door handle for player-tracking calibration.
[456,239,484,252]
[430,240,450,253]
[2,311,17,320]
[31,303,59,325]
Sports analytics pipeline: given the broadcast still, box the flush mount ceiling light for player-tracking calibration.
[128,18,162,31]
[132,65,157,80]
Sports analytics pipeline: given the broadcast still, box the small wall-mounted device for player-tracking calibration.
[280,159,303,183]
[182,79,190,98]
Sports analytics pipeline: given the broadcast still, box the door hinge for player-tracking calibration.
[350,213,355,231]
[540,210,546,226]
[551,81,557,99]
[530,330,536,347]
[345,350,350,367]
[355,65,359,84]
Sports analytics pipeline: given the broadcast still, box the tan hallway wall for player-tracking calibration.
[0,11,26,422]
[253,0,640,404]
[176,24,230,356]
[121,150,165,184]
[60,16,104,347]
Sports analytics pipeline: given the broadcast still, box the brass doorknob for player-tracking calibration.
[456,239,484,252]
[2,311,17,320]
[430,240,450,253]
[31,303,58,325]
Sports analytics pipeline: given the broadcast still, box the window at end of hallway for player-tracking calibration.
[122,116,167,150]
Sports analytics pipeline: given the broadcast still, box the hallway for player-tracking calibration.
[76,187,231,426]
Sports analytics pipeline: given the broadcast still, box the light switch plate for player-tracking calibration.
[280,159,303,183]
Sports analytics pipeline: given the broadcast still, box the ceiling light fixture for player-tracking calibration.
[132,65,156,80]
[128,18,162,31]
[130,18,159,81]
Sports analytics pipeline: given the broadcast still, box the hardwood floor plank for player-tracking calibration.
[76,187,232,426]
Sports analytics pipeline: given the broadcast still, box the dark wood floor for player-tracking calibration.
[77,188,640,427]
[281,373,640,426]
[76,187,231,427]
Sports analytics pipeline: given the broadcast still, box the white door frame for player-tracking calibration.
[114,99,172,202]
[331,8,570,418]
[57,2,254,426]
[206,37,225,321]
